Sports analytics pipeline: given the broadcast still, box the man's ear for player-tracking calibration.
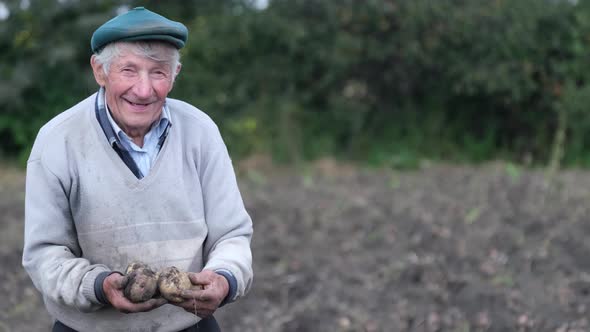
[175,63,182,78]
[90,55,107,86]
[169,63,182,92]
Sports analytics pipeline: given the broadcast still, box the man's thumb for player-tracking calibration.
[188,272,210,286]
[110,273,129,289]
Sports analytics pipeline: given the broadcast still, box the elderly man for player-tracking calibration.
[22,7,253,332]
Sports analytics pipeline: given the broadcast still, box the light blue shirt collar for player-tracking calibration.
[104,95,171,177]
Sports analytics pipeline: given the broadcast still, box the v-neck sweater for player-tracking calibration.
[23,93,253,332]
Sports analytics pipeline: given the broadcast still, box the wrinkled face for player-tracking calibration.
[91,44,179,137]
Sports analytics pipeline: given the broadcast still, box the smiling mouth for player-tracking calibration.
[128,100,150,106]
[125,99,153,111]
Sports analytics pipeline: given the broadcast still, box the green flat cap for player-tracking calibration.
[91,7,188,53]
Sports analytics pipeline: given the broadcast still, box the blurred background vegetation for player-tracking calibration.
[2,0,590,169]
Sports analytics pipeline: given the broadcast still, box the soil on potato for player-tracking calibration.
[124,267,158,303]
[159,267,184,287]
[2,160,590,332]
[158,267,191,303]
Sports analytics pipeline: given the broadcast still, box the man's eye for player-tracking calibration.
[152,71,167,78]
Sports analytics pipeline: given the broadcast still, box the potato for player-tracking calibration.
[157,266,192,303]
[125,262,149,275]
[123,262,158,303]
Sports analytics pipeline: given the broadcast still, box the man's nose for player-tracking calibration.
[132,73,152,98]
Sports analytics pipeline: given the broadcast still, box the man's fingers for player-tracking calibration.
[112,274,129,289]
[134,297,167,311]
[114,297,167,313]
[179,288,213,301]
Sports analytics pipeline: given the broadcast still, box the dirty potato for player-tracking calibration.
[123,262,158,303]
[157,266,193,303]
[125,262,150,275]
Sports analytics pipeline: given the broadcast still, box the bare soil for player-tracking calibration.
[3,160,590,332]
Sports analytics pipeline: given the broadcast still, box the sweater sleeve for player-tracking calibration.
[199,124,254,302]
[22,157,110,312]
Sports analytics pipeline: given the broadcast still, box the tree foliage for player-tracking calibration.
[2,0,590,167]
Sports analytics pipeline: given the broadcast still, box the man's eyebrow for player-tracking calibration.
[116,59,172,71]
[118,61,138,68]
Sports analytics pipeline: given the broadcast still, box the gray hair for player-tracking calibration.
[93,41,181,80]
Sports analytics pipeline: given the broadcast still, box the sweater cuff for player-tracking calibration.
[94,271,118,305]
[81,267,110,305]
[215,269,237,307]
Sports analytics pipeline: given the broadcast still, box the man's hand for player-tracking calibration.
[103,273,167,313]
[174,270,229,318]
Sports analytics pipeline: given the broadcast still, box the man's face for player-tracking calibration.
[91,45,178,137]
